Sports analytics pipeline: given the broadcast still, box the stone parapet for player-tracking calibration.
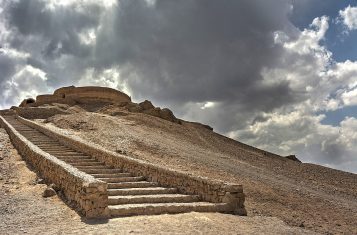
[0,115,109,218]
[18,116,247,215]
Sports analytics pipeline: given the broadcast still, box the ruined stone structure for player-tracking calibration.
[17,86,182,124]
[19,86,131,108]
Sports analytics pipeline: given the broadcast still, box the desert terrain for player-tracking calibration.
[0,127,314,234]
[29,103,357,235]
[1,94,356,234]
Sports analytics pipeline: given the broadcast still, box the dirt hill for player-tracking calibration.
[31,102,357,235]
[1,87,356,234]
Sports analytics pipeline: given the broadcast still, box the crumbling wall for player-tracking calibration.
[18,86,131,108]
[54,86,131,104]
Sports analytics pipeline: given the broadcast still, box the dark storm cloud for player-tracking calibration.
[0,52,16,80]
[1,0,301,131]
[95,0,297,107]
[5,0,101,58]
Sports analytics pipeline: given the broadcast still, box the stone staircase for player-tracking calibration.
[3,116,229,217]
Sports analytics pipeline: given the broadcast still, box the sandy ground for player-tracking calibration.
[38,109,357,235]
[0,128,315,235]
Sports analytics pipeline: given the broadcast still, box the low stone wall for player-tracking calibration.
[0,109,15,116]
[12,107,69,119]
[0,116,108,218]
[18,116,246,215]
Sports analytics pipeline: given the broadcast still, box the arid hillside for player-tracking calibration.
[27,103,357,235]
[0,126,314,235]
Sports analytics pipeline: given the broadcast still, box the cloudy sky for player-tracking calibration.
[0,0,357,173]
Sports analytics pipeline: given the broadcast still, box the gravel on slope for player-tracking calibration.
[0,127,316,235]
[41,111,357,235]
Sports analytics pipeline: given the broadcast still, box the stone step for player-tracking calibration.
[108,187,177,196]
[98,176,145,183]
[23,136,53,139]
[21,134,48,137]
[38,146,71,149]
[29,141,59,144]
[26,138,53,141]
[76,165,108,170]
[108,194,200,205]
[56,156,93,161]
[63,158,98,163]
[109,202,229,217]
[70,162,104,167]
[45,151,83,155]
[91,173,132,178]
[108,181,158,189]
[42,149,76,152]
[50,152,87,156]
[81,169,123,174]
[35,144,66,148]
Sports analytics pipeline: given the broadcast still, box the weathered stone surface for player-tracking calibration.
[143,107,161,117]
[49,183,60,192]
[139,100,155,110]
[37,178,46,184]
[286,155,301,163]
[0,109,15,116]
[126,103,143,113]
[43,187,56,197]
[160,108,178,123]
[12,106,69,119]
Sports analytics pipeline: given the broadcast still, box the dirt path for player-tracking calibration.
[0,128,315,235]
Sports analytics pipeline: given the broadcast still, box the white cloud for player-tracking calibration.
[2,65,51,107]
[339,5,357,30]
[341,86,357,106]
[283,16,329,55]
[232,16,357,173]
[200,101,216,110]
[77,67,132,97]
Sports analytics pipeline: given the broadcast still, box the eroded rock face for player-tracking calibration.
[160,108,177,123]
[139,100,155,110]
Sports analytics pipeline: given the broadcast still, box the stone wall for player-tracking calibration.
[18,86,131,108]
[0,109,15,116]
[35,95,76,107]
[12,106,69,119]
[18,116,246,215]
[0,116,109,218]
[54,86,131,104]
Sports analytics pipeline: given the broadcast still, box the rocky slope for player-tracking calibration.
[31,104,357,235]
